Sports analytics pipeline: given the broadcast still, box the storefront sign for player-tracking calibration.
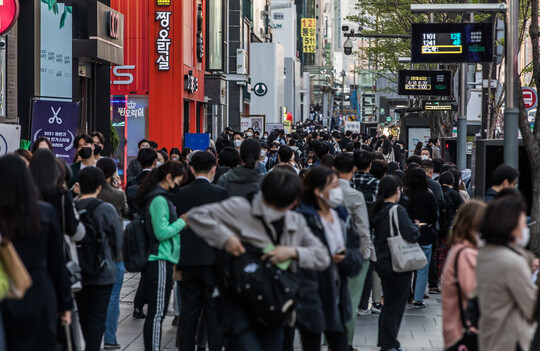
[111,65,135,85]
[185,71,198,93]
[156,0,170,5]
[267,123,283,133]
[117,100,145,118]
[108,11,120,39]
[301,18,316,53]
[0,0,19,35]
[31,100,80,162]
[156,11,172,71]
[344,121,361,133]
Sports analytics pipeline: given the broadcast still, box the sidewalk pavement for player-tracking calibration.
[114,273,443,351]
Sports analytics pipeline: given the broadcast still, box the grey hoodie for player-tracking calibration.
[217,165,265,198]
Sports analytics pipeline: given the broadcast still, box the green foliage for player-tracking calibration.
[110,120,120,155]
[41,0,72,29]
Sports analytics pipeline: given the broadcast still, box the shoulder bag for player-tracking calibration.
[0,235,32,299]
[387,205,428,273]
[445,247,478,351]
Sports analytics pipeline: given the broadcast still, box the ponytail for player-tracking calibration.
[135,161,186,209]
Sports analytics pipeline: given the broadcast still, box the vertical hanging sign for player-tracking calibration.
[301,18,316,54]
[155,0,171,72]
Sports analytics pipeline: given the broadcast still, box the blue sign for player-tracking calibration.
[184,133,210,151]
[31,99,80,162]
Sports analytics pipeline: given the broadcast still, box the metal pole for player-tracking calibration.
[457,12,474,170]
[341,71,345,120]
[504,0,519,168]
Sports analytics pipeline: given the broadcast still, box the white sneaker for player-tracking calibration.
[357,309,371,316]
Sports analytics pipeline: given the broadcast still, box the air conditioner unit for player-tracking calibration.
[236,49,248,75]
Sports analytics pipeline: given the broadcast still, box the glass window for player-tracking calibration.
[207,0,223,70]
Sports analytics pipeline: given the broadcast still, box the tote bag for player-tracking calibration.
[387,205,428,273]
[0,237,32,299]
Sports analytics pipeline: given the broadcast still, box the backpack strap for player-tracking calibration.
[86,199,103,212]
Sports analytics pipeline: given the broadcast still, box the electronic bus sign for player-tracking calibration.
[411,23,493,63]
[398,70,452,96]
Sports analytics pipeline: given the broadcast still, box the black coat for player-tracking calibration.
[173,179,227,267]
[296,203,362,333]
[1,202,73,351]
[405,189,438,246]
[371,203,421,277]
[43,188,80,237]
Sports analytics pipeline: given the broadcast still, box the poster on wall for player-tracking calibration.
[40,2,72,98]
[266,123,283,134]
[30,99,80,162]
[240,117,251,132]
[0,124,21,156]
[250,116,265,134]
[408,127,431,157]
[344,121,361,134]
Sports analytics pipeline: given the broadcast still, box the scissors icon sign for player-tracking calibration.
[48,107,62,124]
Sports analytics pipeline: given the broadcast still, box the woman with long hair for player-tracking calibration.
[413,142,423,156]
[296,166,362,351]
[441,200,487,348]
[0,155,72,351]
[370,175,420,351]
[135,161,187,351]
[477,196,537,351]
[405,167,438,308]
[379,139,395,163]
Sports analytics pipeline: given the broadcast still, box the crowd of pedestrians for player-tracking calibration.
[0,120,538,351]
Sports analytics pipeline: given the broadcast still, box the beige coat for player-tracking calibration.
[477,244,537,351]
[339,179,376,261]
[186,192,330,272]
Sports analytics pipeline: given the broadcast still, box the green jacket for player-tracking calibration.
[148,195,185,264]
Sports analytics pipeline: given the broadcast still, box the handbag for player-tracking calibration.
[445,247,478,351]
[62,194,82,290]
[387,205,428,273]
[0,236,32,299]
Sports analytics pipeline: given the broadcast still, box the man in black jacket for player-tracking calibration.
[484,164,519,202]
[174,151,227,351]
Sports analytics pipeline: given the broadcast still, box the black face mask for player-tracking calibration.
[94,144,103,156]
[79,146,93,159]
[269,149,277,154]
[169,183,181,194]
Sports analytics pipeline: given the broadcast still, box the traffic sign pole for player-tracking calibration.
[504,0,519,169]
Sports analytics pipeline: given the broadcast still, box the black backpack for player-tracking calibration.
[75,199,107,279]
[439,191,455,232]
[123,214,148,272]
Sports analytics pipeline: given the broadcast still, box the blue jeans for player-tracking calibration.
[104,261,125,345]
[414,245,432,302]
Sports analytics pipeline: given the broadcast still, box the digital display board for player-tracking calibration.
[398,70,452,96]
[411,23,493,63]
[423,100,458,111]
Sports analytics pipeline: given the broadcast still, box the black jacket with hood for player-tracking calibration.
[216,165,265,198]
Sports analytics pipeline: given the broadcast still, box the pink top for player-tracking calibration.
[441,241,478,348]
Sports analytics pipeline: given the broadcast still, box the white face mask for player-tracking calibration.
[234,139,242,148]
[321,187,343,208]
[517,227,530,248]
[421,155,429,160]
[260,150,267,158]
[246,132,253,137]
[156,161,163,167]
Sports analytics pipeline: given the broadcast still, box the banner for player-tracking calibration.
[31,100,80,162]
[267,123,283,134]
[240,117,252,132]
[0,124,21,156]
[344,121,361,134]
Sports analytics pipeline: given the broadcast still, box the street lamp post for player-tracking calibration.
[341,70,346,122]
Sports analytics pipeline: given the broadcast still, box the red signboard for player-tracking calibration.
[523,87,538,111]
[0,0,19,35]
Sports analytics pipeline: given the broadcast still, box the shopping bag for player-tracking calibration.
[387,205,428,273]
[0,239,33,299]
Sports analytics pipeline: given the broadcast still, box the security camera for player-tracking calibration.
[344,39,353,55]
[342,25,349,32]
[0,39,6,50]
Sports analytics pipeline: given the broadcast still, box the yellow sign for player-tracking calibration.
[157,0,171,6]
[284,120,292,134]
[301,18,316,53]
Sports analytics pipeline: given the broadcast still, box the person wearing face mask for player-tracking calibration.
[173,151,227,351]
[68,134,96,189]
[476,195,537,351]
[91,131,105,160]
[156,150,168,168]
[257,142,269,174]
[134,161,187,351]
[186,169,330,350]
[420,148,431,161]
[169,148,182,162]
[233,133,244,150]
[265,142,280,171]
[441,200,486,349]
[370,176,421,351]
[296,166,362,351]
